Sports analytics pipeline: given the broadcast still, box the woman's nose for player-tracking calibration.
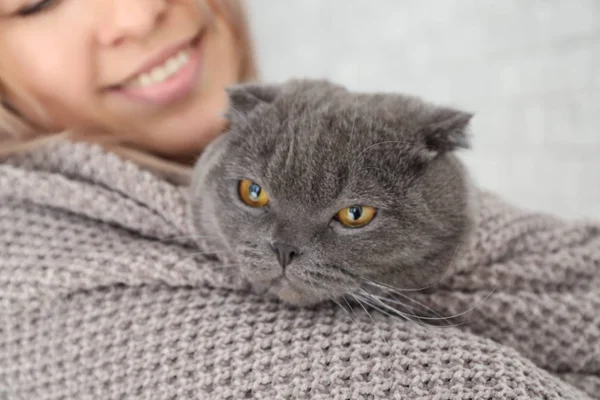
[96,0,168,46]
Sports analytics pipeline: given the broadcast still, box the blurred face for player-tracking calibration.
[0,0,243,159]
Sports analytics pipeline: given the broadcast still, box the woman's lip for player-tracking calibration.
[110,33,204,107]
[122,33,199,84]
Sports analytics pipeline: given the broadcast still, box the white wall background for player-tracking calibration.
[246,0,600,220]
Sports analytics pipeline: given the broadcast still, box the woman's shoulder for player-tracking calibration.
[1,139,191,233]
[0,139,226,303]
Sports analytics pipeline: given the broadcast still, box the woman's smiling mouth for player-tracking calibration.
[109,30,206,107]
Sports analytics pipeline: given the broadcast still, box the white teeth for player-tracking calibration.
[125,49,191,88]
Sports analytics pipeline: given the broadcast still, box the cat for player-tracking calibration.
[190,78,475,306]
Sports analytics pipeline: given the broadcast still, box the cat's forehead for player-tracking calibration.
[226,87,416,206]
[241,87,402,157]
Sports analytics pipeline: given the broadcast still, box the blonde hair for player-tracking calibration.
[0,0,258,183]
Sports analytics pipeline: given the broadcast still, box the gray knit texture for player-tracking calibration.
[1,140,599,400]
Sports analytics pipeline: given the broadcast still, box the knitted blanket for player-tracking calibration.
[1,140,599,400]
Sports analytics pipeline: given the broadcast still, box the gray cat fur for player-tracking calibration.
[191,78,475,306]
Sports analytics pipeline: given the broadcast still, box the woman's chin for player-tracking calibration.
[145,114,227,161]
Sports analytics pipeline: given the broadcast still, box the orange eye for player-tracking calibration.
[336,205,377,228]
[239,179,270,207]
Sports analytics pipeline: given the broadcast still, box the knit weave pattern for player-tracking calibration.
[1,140,599,400]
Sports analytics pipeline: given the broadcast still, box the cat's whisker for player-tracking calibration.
[358,242,461,293]
[419,241,463,291]
[351,294,390,344]
[374,288,452,326]
[361,278,446,316]
[373,293,429,321]
[329,295,354,320]
[350,293,376,325]
[302,273,354,321]
[414,284,499,324]
[366,283,500,328]
[341,295,359,322]
[359,289,430,331]
[306,278,354,322]
[328,295,347,313]
[353,292,428,332]
[354,290,412,323]
[358,278,421,293]
[365,291,423,320]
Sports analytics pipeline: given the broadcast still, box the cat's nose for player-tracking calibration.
[271,242,300,269]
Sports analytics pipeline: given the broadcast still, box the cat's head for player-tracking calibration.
[190,79,475,306]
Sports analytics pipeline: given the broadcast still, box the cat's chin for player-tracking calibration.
[252,277,324,306]
[276,283,324,306]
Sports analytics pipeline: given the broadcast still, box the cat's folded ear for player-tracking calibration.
[414,106,473,162]
[224,83,280,117]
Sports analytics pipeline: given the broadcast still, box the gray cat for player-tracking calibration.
[190,79,475,306]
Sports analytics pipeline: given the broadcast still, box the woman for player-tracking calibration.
[0,0,256,175]
[1,1,598,399]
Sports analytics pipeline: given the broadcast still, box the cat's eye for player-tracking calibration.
[238,179,270,207]
[335,205,377,228]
